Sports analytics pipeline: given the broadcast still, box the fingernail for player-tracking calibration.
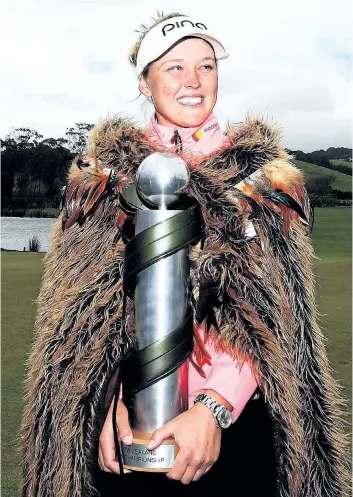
[146,441,154,450]
[123,468,132,474]
[123,435,133,445]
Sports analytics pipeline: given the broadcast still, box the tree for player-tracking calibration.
[1,128,44,199]
[37,140,72,196]
[305,174,336,195]
[1,128,73,208]
[65,123,94,154]
[288,149,312,163]
[1,138,17,201]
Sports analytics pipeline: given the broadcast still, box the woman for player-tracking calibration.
[20,12,350,497]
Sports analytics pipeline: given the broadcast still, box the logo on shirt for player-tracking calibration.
[192,130,203,142]
[162,20,207,37]
[203,123,219,133]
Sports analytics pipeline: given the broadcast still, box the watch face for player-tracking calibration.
[217,406,232,429]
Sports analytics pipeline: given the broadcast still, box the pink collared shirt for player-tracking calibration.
[144,112,259,423]
[146,110,230,157]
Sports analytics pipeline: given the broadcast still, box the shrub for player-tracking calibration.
[308,194,352,207]
[331,189,352,200]
[29,235,41,252]
[306,175,336,195]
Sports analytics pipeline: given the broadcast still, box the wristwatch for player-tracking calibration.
[194,393,232,429]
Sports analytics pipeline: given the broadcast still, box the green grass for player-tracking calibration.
[1,253,44,496]
[310,208,352,425]
[1,207,352,496]
[311,207,352,261]
[293,159,352,191]
[330,159,352,169]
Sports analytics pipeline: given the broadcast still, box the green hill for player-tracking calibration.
[330,160,352,169]
[292,160,352,192]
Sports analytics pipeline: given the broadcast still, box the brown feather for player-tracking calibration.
[64,184,87,229]
[83,178,108,216]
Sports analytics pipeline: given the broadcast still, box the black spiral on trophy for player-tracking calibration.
[117,152,205,472]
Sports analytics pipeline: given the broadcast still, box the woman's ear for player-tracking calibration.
[139,76,152,98]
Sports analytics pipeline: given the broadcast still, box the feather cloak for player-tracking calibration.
[20,113,350,497]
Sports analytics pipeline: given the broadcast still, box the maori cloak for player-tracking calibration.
[20,113,351,497]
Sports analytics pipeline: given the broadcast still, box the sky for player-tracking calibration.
[1,0,352,152]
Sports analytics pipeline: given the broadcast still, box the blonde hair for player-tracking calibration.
[129,11,186,76]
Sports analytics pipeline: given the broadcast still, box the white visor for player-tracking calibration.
[135,16,228,76]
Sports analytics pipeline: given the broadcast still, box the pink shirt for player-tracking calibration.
[142,112,259,423]
[146,110,230,157]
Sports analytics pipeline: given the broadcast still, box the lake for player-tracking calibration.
[1,217,57,252]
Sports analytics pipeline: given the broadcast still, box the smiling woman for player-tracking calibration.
[138,38,219,128]
[20,10,350,497]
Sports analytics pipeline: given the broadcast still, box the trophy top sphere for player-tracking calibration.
[136,152,190,208]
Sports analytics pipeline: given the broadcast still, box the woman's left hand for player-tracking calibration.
[146,402,222,484]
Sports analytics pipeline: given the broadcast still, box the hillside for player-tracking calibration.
[330,159,352,169]
[292,160,352,192]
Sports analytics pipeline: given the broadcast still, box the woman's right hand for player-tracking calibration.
[98,396,133,474]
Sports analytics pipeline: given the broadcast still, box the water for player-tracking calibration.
[1,217,57,252]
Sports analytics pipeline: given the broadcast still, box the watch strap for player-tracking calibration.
[194,393,229,428]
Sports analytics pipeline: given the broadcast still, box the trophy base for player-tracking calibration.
[122,430,178,472]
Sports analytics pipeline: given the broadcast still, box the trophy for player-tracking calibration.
[118,152,204,472]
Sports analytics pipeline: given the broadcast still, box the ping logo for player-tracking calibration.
[162,20,207,37]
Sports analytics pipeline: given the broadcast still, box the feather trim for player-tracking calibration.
[60,156,119,231]
[233,161,309,234]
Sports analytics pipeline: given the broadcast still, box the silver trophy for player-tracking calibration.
[120,153,203,472]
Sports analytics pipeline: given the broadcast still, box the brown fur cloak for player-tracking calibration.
[20,113,350,497]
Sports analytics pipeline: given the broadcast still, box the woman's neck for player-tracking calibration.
[154,111,210,129]
[147,111,229,156]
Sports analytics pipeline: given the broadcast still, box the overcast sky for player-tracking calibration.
[1,0,352,152]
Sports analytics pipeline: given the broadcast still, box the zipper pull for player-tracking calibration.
[171,129,183,153]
